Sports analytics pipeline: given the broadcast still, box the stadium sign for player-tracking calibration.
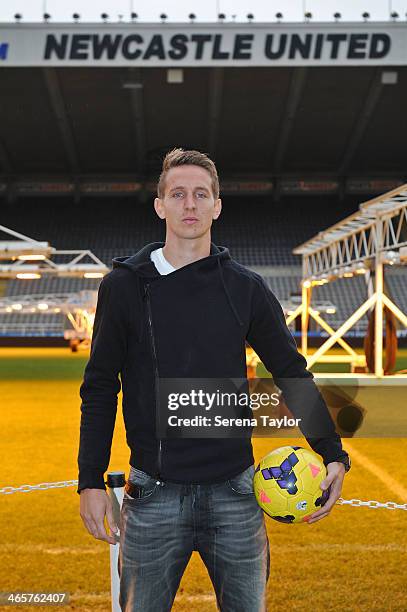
[0,23,406,66]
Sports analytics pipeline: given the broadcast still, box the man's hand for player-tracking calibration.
[80,488,118,544]
[305,461,346,525]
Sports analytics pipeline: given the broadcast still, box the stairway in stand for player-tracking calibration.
[0,279,8,298]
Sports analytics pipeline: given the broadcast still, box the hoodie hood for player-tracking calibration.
[112,241,230,275]
[111,242,243,342]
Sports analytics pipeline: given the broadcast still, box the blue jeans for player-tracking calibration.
[118,464,270,611]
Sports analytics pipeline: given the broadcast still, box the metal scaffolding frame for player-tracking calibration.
[0,291,97,342]
[0,224,109,278]
[291,184,407,377]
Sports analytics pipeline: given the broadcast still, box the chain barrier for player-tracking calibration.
[335,497,407,510]
[1,480,407,511]
[0,480,78,495]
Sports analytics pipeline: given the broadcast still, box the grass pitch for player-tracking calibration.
[0,348,407,611]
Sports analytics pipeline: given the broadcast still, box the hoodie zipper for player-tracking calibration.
[144,282,163,478]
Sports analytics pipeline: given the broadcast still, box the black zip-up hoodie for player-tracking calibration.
[77,241,349,493]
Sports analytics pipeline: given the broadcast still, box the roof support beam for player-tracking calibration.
[0,141,12,174]
[0,142,13,205]
[127,68,146,177]
[42,68,79,173]
[338,68,383,175]
[207,68,224,159]
[273,67,308,173]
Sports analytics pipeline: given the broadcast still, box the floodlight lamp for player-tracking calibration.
[275,12,283,22]
[72,13,80,22]
[189,13,196,22]
[218,13,226,21]
[101,13,109,22]
[43,13,51,21]
[131,12,138,21]
[17,254,46,261]
[14,13,22,22]
[84,272,104,278]
[160,13,168,22]
[304,12,312,21]
[355,262,367,274]
[390,11,399,20]
[247,13,254,22]
[382,250,399,265]
[16,273,41,279]
[333,12,341,21]
[362,12,370,21]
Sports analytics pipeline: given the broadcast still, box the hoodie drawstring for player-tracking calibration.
[217,258,244,327]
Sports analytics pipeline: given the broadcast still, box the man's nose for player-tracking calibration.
[184,192,197,209]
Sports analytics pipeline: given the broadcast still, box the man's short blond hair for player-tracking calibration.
[157,148,220,200]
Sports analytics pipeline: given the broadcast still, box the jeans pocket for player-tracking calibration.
[123,467,159,503]
[226,464,255,495]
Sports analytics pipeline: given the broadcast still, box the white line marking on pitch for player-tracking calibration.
[343,441,407,502]
[175,594,216,602]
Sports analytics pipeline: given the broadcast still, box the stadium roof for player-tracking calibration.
[0,22,406,189]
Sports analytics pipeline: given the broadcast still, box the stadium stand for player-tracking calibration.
[1,194,361,266]
[1,195,406,338]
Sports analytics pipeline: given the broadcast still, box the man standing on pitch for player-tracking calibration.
[78,148,351,611]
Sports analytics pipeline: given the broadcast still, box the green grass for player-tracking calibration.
[257,347,407,375]
[1,348,407,611]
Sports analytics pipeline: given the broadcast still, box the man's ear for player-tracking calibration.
[213,198,222,220]
[154,197,166,219]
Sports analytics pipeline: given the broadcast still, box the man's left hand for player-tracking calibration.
[305,461,346,524]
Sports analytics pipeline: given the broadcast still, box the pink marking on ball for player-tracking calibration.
[309,463,321,478]
[259,490,271,503]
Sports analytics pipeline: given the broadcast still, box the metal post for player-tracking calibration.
[374,221,384,376]
[306,293,377,369]
[107,471,126,612]
[301,282,309,357]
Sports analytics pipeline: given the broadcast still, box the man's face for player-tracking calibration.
[154,165,222,240]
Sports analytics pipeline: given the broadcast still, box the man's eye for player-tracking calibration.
[173,192,183,198]
[196,192,207,198]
